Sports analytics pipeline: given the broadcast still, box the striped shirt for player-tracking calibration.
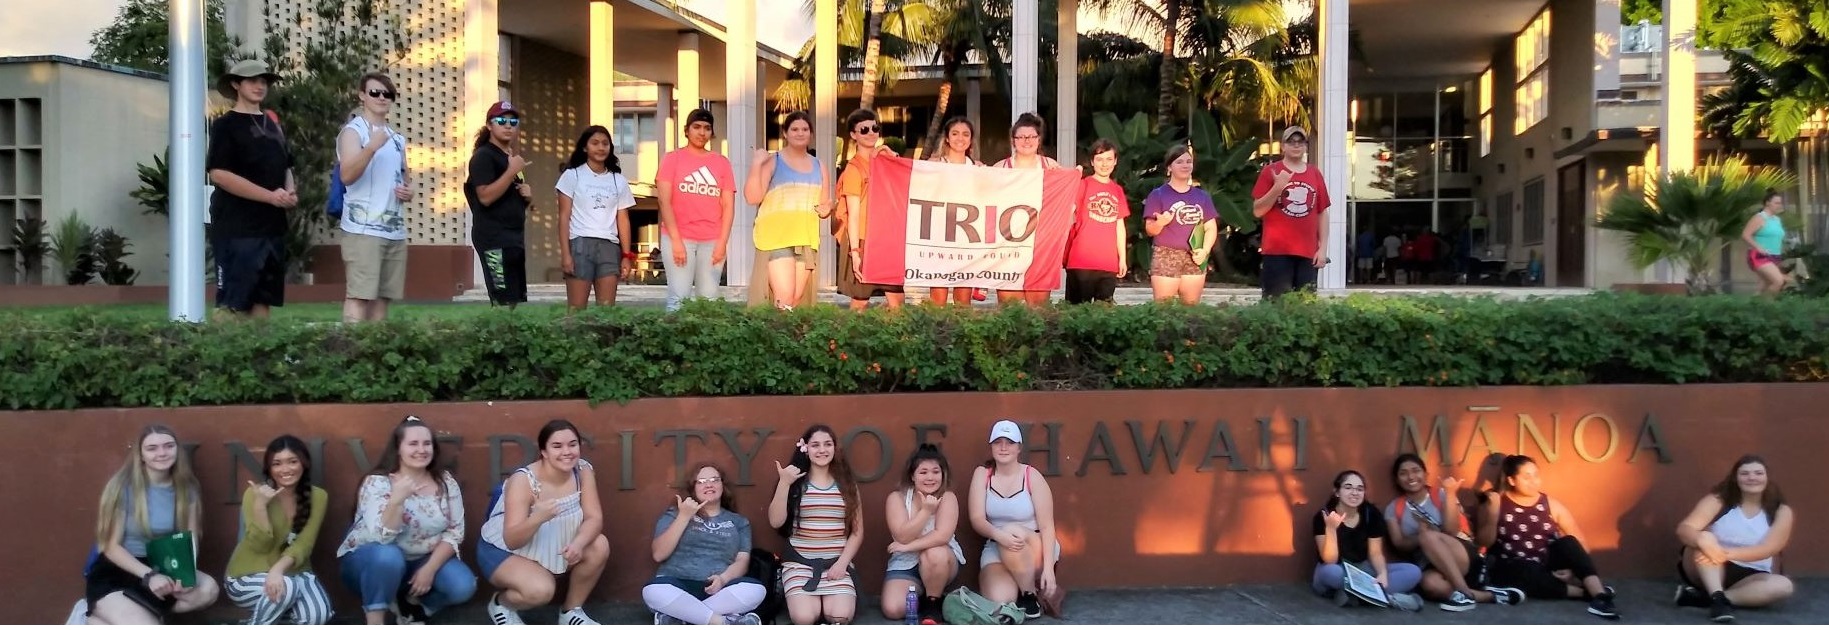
[780,481,856,596]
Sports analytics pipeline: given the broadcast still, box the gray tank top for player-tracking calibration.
[984,466,1038,532]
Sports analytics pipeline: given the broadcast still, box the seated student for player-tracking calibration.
[881,444,966,623]
[337,416,476,625]
[224,435,333,624]
[82,425,222,624]
[478,419,611,625]
[1382,454,1523,612]
[1311,470,1423,611]
[967,420,1063,619]
[768,425,864,625]
[1673,455,1795,623]
[644,462,766,625]
[1477,454,1619,619]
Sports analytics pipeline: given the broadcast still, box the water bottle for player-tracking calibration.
[905,585,920,624]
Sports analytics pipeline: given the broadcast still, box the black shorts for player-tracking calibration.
[1679,552,1767,590]
[1260,254,1319,299]
[215,236,287,311]
[1065,269,1119,304]
[85,555,175,621]
[477,246,528,306]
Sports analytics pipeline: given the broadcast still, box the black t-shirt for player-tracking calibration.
[1311,504,1388,565]
[205,111,294,239]
[464,143,527,250]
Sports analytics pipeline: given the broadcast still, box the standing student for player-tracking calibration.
[1143,146,1218,305]
[206,59,296,319]
[967,420,1062,619]
[768,425,864,625]
[1063,139,1130,304]
[835,108,904,311]
[1740,190,1789,297]
[556,125,637,310]
[336,72,412,323]
[1477,454,1619,619]
[1252,126,1333,298]
[644,462,767,625]
[1673,455,1795,623]
[745,111,831,310]
[478,420,610,625]
[992,112,1064,308]
[464,101,534,309]
[336,416,476,625]
[926,117,983,306]
[657,108,737,311]
[1311,470,1424,611]
[82,425,221,624]
[881,444,965,623]
[224,435,333,625]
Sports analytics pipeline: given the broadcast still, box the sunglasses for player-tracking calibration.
[367,88,397,100]
[490,116,521,127]
[854,123,880,135]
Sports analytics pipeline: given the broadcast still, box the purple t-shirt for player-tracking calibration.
[1144,184,1218,250]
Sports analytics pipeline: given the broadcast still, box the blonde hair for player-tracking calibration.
[95,425,201,548]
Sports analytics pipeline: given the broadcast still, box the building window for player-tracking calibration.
[498,33,514,101]
[613,113,654,155]
[1478,68,1493,156]
[1513,7,1550,135]
[1522,178,1546,245]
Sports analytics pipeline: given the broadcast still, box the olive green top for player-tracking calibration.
[225,485,328,578]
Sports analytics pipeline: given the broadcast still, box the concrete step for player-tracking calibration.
[455,283,1594,307]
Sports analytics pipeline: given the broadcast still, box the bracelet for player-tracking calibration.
[621,251,636,261]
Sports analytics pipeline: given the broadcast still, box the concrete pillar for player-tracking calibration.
[967,78,982,161]
[1055,0,1077,166]
[677,32,701,149]
[1317,0,1350,292]
[223,0,263,55]
[815,0,839,288]
[589,0,614,126]
[1656,0,1697,283]
[463,0,500,288]
[656,83,674,154]
[725,0,759,286]
[1013,0,1038,117]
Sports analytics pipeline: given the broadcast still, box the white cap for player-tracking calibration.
[988,420,1023,444]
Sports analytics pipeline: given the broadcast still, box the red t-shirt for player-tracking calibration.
[1252,161,1331,257]
[1066,177,1130,273]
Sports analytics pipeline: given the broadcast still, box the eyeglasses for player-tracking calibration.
[490,116,521,127]
[854,124,879,135]
[696,476,722,485]
[367,88,397,100]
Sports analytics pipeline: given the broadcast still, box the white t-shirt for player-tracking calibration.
[555,165,636,242]
[338,116,409,241]
[1383,235,1402,258]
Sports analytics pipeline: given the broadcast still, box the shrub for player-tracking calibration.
[1,294,1824,411]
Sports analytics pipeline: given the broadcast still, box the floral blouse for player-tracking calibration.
[336,471,465,560]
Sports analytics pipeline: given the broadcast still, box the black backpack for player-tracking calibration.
[746,547,787,624]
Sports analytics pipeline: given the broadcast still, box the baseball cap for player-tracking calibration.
[1281,125,1308,142]
[486,100,521,119]
[988,420,1023,444]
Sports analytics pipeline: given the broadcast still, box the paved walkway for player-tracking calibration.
[456,283,1594,307]
[414,577,1821,625]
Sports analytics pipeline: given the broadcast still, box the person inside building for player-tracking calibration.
[477,419,610,625]
[336,416,476,624]
[745,110,830,310]
[1477,454,1619,619]
[1252,125,1332,299]
[769,425,864,624]
[1673,454,1795,623]
[657,108,737,312]
[1382,454,1522,612]
[464,101,533,309]
[556,125,637,310]
[644,462,766,625]
[1310,469,1423,611]
[335,72,412,322]
[968,420,1063,619]
[224,435,332,624]
[206,59,296,320]
[1143,145,1218,305]
[881,444,966,623]
[81,425,220,624]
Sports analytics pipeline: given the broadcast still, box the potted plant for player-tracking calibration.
[1595,156,1797,295]
[12,218,50,284]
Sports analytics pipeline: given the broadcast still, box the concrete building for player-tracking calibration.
[0,57,170,285]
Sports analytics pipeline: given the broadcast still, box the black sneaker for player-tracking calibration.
[1587,590,1621,620]
[1674,585,1709,608]
[919,595,943,624]
[1485,586,1527,605]
[1016,591,1043,619]
[1709,591,1736,623]
[395,594,428,625]
[1439,591,1477,612]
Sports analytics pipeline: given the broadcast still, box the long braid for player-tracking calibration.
[289,478,312,541]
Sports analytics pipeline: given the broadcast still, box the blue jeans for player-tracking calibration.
[339,543,477,615]
[1312,561,1422,596]
[661,235,724,311]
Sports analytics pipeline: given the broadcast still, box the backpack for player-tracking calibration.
[326,163,346,220]
[745,547,787,624]
[942,585,1024,625]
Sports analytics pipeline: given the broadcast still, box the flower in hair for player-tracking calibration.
[796,439,808,453]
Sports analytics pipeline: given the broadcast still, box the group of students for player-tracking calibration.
[76,418,1064,626]
[1309,453,1795,623]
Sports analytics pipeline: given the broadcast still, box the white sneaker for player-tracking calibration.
[65,599,88,625]
[487,594,526,625]
[559,607,601,625]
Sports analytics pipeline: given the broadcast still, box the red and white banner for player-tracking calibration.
[860,156,1079,290]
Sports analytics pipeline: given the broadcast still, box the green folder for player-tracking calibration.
[146,531,197,587]
[1188,224,1210,272]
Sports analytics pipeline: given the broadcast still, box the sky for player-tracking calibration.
[1,0,1137,61]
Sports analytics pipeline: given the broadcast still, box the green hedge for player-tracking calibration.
[3,294,1826,410]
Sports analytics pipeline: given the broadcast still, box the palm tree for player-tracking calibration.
[773,0,934,114]
[1701,0,1829,143]
[860,0,889,110]
[916,0,1014,155]
[1595,156,1797,295]
[1081,0,1297,134]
